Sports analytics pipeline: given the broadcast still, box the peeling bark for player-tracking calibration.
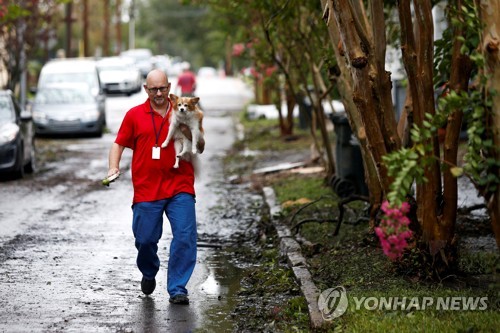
[331,0,395,193]
[320,0,383,222]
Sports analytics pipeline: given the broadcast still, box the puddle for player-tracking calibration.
[195,248,248,332]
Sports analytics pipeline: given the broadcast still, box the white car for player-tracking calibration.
[97,57,143,96]
[120,49,154,78]
[32,83,106,137]
[37,58,104,95]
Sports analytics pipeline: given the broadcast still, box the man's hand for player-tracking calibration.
[179,124,205,154]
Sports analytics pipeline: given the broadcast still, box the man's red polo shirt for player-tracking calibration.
[115,99,195,203]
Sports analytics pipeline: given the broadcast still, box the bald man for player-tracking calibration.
[107,69,203,304]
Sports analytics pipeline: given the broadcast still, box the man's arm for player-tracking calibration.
[108,142,126,176]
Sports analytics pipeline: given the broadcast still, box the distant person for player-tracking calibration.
[106,69,204,305]
[176,62,197,97]
[56,49,66,58]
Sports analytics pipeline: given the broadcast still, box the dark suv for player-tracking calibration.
[0,90,35,179]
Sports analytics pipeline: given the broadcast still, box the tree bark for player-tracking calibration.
[115,0,122,55]
[83,0,89,57]
[399,0,443,254]
[103,0,110,56]
[331,0,396,193]
[321,0,383,221]
[441,0,473,244]
[477,0,500,248]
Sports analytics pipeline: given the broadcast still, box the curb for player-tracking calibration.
[262,186,326,329]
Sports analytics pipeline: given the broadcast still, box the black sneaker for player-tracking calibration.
[141,277,156,295]
[169,294,189,305]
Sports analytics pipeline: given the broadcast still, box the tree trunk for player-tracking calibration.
[103,0,110,56]
[283,83,295,136]
[65,2,73,57]
[398,0,444,254]
[225,37,233,76]
[441,0,473,244]
[83,0,89,57]
[330,0,398,194]
[321,0,383,223]
[312,63,336,177]
[477,0,500,248]
[115,0,122,55]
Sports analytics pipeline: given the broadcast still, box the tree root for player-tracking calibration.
[290,194,370,235]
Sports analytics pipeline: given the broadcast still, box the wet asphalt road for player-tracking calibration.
[0,79,259,332]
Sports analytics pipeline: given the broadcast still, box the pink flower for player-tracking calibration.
[232,43,245,57]
[375,201,413,260]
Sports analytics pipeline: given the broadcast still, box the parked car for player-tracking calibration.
[0,90,35,179]
[97,56,142,96]
[120,48,154,78]
[36,58,105,96]
[32,83,106,137]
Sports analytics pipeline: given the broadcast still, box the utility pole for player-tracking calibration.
[128,0,135,50]
[18,20,26,109]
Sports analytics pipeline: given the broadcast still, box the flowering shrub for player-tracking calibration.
[375,201,413,260]
[232,43,245,57]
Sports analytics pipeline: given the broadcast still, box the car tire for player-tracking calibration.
[12,146,25,179]
[94,123,104,138]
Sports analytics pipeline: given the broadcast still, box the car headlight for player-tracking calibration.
[0,123,20,144]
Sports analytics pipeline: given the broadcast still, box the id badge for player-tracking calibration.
[152,146,161,160]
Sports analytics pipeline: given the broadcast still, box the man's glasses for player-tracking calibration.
[146,86,169,94]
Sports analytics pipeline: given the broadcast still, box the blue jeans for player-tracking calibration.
[132,193,197,297]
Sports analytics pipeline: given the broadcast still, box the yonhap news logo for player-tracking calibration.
[318,286,349,320]
[318,286,489,321]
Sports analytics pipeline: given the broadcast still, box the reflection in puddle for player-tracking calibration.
[200,269,221,296]
[197,250,247,332]
[139,297,157,332]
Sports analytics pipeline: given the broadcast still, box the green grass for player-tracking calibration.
[273,175,333,204]
[238,111,321,152]
[338,308,499,333]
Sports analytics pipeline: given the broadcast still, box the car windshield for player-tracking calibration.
[0,95,15,122]
[98,64,127,71]
[35,87,94,104]
[39,73,98,88]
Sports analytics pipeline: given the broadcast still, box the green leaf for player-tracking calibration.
[450,167,464,177]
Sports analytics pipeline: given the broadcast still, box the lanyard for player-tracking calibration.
[150,106,167,147]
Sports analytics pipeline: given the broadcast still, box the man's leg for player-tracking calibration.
[165,193,197,297]
[132,200,166,280]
